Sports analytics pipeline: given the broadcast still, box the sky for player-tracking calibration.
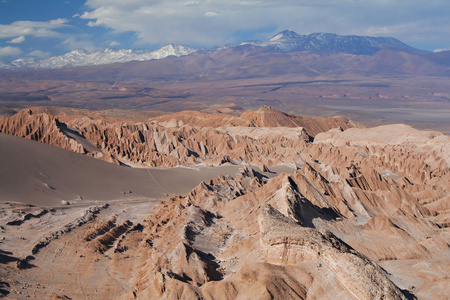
[0,0,449,61]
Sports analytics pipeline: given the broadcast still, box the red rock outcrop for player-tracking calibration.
[0,107,367,168]
[0,109,85,154]
[240,106,364,136]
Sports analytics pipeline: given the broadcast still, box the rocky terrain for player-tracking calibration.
[0,107,448,299]
[0,106,364,168]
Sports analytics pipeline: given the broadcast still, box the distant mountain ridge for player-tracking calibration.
[0,44,197,70]
[242,30,427,55]
[0,30,430,70]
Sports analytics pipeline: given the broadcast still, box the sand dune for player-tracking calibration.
[0,133,240,206]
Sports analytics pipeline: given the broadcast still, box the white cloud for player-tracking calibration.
[49,18,68,26]
[81,0,285,46]
[434,47,450,53]
[86,21,98,27]
[0,18,68,39]
[0,46,22,57]
[80,0,450,50]
[109,41,120,46]
[62,36,97,51]
[28,50,51,59]
[7,35,25,44]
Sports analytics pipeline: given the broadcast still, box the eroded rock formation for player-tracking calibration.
[0,106,364,168]
[0,109,85,154]
[0,106,448,299]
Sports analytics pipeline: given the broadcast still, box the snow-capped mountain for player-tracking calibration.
[5,44,197,70]
[0,59,12,70]
[242,30,426,55]
[0,31,427,70]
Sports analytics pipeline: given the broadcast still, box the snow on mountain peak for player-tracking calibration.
[3,44,197,70]
[0,30,425,70]
[244,31,424,55]
[269,30,303,42]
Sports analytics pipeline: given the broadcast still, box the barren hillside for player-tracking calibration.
[0,107,448,299]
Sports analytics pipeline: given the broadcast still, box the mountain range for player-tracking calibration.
[0,44,197,70]
[0,30,435,70]
[241,30,426,55]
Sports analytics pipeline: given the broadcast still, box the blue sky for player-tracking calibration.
[1,0,449,61]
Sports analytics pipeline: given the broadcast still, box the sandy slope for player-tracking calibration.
[0,133,240,206]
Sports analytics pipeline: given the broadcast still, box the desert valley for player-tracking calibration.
[0,31,449,299]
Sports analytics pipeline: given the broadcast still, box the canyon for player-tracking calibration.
[0,106,448,299]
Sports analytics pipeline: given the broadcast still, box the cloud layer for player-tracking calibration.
[0,46,22,57]
[0,18,68,39]
[80,0,450,50]
[7,35,25,44]
[0,0,449,60]
[0,18,72,58]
